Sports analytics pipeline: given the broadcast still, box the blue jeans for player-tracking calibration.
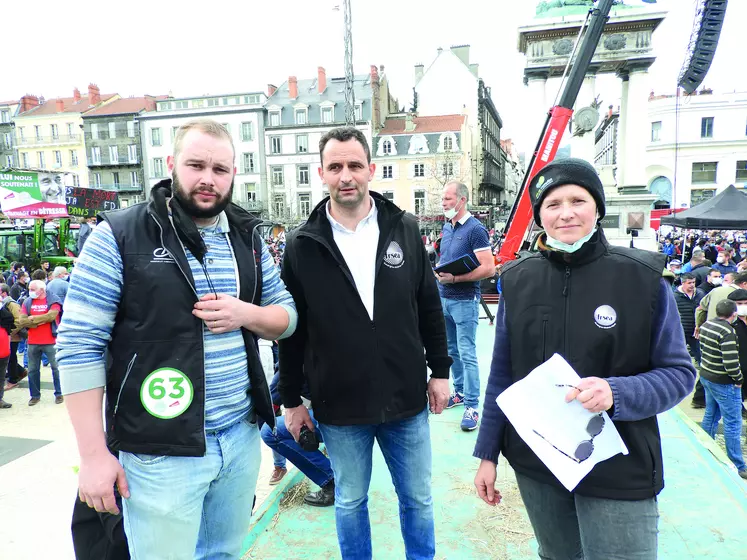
[119,418,261,559]
[701,378,746,472]
[516,473,659,560]
[260,410,333,487]
[318,407,434,560]
[28,343,61,398]
[441,296,480,409]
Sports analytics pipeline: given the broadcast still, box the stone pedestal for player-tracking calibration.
[570,72,598,162]
[600,191,659,252]
[619,67,651,192]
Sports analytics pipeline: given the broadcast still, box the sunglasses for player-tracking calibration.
[532,384,605,463]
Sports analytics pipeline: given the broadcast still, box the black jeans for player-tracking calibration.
[6,341,22,383]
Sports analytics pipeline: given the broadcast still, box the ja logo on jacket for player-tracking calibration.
[383,241,404,269]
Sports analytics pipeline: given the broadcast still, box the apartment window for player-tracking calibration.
[298,193,311,217]
[273,194,285,216]
[109,146,119,164]
[355,104,362,121]
[242,153,255,174]
[128,144,137,163]
[112,172,120,187]
[93,173,101,187]
[414,163,425,178]
[66,123,75,137]
[175,101,189,109]
[383,165,393,179]
[240,122,253,141]
[0,110,8,123]
[221,97,229,106]
[34,125,42,140]
[159,102,173,111]
[414,190,426,215]
[245,183,257,202]
[295,109,307,125]
[269,111,280,126]
[153,157,164,178]
[298,165,310,185]
[382,191,394,201]
[442,162,454,177]
[244,95,260,104]
[271,136,282,154]
[130,171,139,187]
[207,98,219,107]
[91,123,98,139]
[272,166,284,185]
[690,188,715,207]
[127,121,135,138]
[736,161,747,182]
[443,135,453,151]
[321,107,333,124]
[151,128,162,146]
[51,124,59,139]
[701,117,714,138]
[70,150,78,166]
[171,126,179,141]
[72,174,79,187]
[296,134,308,153]
[382,140,392,154]
[18,127,24,141]
[53,150,62,167]
[691,162,717,184]
[109,122,116,139]
[5,155,13,167]
[22,152,29,167]
[651,121,661,142]
[222,123,231,135]
[37,151,45,168]
[91,147,101,165]
[3,132,11,149]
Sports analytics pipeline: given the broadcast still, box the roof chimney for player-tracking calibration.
[370,65,379,84]
[318,67,327,94]
[414,64,424,85]
[88,83,101,105]
[145,95,157,112]
[288,77,298,100]
[267,84,277,97]
[56,98,65,112]
[19,95,40,113]
[405,113,416,132]
[73,87,81,103]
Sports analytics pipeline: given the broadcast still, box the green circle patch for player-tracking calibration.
[140,368,194,419]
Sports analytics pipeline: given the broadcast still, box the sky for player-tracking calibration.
[3,0,744,153]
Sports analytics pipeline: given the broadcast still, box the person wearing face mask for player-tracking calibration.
[435,181,496,431]
[473,158,696,560]
[737,243,747,267]
[726,289,747,410]
[661,237,676,259]
[701,269,722,295]
[696,272,747,336]
[9,271,29,303]
[712,250,738,275]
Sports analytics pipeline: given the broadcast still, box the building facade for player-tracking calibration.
[138,92,267,213]
[13,86,119,188]
[645,90,747,209]
[82,96,162,207]
[413,45,505,210]
[0,100,19,169]
[370,114,469,235]
[263,65,396,225]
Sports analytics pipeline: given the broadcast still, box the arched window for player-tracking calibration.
[443,136,453,151]
[383,140,392,154]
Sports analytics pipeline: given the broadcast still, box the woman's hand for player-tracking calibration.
[565,377,614,413]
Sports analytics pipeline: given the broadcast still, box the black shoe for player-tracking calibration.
[0,400,11,409]
[691,401,706,409]
[303,481,335,507]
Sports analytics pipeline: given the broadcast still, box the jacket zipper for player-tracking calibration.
[541,318,548,362]
[150,214,199,299]
[563,266,571,357]
[113,353,138,418]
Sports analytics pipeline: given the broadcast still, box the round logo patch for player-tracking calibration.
[593,305,617,329]
[140,368,194,419]
[383,241,404,269]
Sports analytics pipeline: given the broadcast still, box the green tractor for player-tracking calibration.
[0,218,78,271]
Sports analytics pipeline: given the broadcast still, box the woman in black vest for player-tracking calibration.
[473,159,696,560]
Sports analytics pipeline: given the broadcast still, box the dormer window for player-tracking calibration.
[322,107,333,124]
[408,134,429,155]
[294,105,308,125]
[355,103,363,121]
[383,140,392,154]
[376,136,397,157]
[439,132,458,153]
[269,110,281,127]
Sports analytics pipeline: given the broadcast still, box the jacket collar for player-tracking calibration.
[538,228,609,267]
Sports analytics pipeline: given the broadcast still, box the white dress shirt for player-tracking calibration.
[326,197,379,320]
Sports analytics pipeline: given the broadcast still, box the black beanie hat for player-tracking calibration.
[529,158,606,227]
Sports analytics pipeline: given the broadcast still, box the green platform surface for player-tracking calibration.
[242,317,747,560]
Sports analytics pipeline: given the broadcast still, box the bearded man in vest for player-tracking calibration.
[57,119,297,560]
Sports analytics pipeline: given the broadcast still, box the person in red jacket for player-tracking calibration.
[18,280,63,406]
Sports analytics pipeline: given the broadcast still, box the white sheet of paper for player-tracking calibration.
[497,353,629,492]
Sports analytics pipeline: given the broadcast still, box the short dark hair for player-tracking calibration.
[734,271,747,286]
[716,299,737,319]
[31,269,47,281]
[319,127,371,166]
[0,283,9,296]
[708,268,720,277]
[12,262,23,271]
[680,273,696,282]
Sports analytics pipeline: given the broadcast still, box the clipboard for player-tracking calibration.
[434,254,479,275]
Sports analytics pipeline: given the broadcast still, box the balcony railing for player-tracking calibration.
[91,183,143,192]
[17,134,80,146]
[88,156,140,166]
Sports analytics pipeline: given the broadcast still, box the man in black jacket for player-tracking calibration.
[278,127,451,560]
[674,273,704,366]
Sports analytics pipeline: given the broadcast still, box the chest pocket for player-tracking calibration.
[511,303,562,369]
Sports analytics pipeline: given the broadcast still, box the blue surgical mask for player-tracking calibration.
[545,228,597,253]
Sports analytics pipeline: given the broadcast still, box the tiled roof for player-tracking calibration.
[83,96,167,117]
[0,100,19,106]
[19,94,117,116]
[378,114,465,135]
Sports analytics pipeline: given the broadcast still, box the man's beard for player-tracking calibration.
[172,171,233,219]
